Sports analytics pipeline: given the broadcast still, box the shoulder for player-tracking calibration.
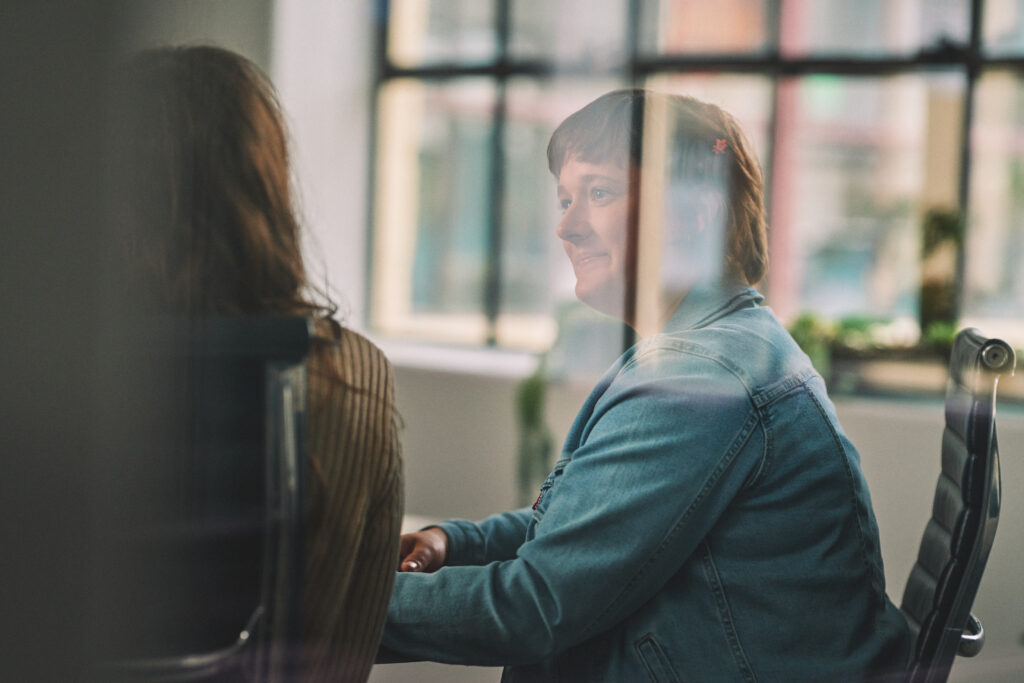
[590,337,754,437]
[310,319,395,392]
[336,325,393,371]
[306,320,402,476]
[635,309,813,399]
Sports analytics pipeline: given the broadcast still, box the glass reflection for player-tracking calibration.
[779,0,968,57]
[387,0,497,67]
[637,0,771,55]
[499,78,626,359]
[983,0,1024,55]
[372,79,496,344]
[769,74,964,324]
[964,71,1024,339]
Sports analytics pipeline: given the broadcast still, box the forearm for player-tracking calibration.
[381,355,762,666]
[382,560,561,666]
[439,507,531,566]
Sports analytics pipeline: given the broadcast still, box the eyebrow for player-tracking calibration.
[557,173,628,195]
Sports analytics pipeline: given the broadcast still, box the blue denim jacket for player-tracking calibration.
[382,284,910,682]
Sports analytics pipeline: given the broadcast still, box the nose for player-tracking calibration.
[556,200,589,244]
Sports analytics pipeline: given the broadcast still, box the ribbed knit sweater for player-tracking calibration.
[299,322,403,681]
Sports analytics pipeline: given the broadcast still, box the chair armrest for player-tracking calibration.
[957,612,985,657]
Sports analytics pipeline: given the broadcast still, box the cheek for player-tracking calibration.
[603,208,632,253]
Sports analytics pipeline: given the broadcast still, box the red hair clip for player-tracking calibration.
[712,138,728,155]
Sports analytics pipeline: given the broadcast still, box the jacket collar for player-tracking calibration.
[660,280,764,335]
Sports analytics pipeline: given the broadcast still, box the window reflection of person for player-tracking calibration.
[383,89,909,682]
[122,46,403,683]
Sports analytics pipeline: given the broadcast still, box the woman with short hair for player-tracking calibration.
[384,89,909,682]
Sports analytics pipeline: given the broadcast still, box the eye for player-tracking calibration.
[591,187,613,202]
[558,197,572,213]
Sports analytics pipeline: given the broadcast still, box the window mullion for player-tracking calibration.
[952,0,986,325]
[483,0,511,346]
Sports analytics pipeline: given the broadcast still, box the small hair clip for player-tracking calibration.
[712,138,728,155]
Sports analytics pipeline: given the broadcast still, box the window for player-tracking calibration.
[369,0,1024,366]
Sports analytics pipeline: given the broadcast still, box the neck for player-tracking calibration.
[628,289,688,338]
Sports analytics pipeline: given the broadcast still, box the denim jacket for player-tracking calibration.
[382,284,910,682]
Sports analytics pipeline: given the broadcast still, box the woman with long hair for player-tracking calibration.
[123,45,403,682]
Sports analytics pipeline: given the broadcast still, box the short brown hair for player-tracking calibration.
[547,89,768,286]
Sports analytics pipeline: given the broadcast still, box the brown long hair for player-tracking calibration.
[547,89,769,286]
[122,44,336,322]
[119,46,351,528]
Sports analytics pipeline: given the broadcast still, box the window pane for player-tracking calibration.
[498,79,627,353]
[770,74,965,327]
[962,70,1024,346]
[779,0,969,57]
[644,73,774,174]
[637,0,772,55]
[983,0,1024,55]
[371,79,496,344]
[387,0,497,67]
[509,0,628,68]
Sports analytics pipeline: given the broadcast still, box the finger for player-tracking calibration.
[399,545,435,572]
[396,533,421,568]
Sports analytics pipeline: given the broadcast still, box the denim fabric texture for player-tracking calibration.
[382,283,911,682]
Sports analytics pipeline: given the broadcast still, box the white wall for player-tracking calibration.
[125,0,373,328]
[271,0,373,327]
[120,0,275,72]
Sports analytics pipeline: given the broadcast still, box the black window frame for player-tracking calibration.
[367,0,1024,352]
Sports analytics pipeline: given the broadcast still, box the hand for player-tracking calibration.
[397,527,449,572]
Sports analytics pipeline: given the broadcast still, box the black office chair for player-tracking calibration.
[99,315,311,682]
[900,328,1016,683]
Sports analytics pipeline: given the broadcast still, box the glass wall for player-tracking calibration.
[370,0,1024,366]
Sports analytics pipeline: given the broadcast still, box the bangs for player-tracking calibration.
[547,90,646,176]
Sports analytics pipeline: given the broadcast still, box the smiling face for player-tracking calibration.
[555,157,634,321]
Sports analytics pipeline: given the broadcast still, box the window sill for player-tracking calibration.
[373,337,541,379]
[826,351,1023,403]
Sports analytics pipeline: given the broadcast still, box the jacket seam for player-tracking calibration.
[744,373,817,489]
[623,344,756,410]
[624,342,816,413]
[617,343,789,493]
[701,541,757,682]
[743,408,771,490]
[803,387,882,594]
[579,407,760,639]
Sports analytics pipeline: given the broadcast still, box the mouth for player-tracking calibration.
[572,252,609,271]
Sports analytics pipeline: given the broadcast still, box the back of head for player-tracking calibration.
[547,89,769,286]
[121,45,310,315]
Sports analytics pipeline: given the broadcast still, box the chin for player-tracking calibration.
[576,281,628,321]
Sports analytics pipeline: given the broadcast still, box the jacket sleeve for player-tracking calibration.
[381,348,764,666]
[437,507,532,566]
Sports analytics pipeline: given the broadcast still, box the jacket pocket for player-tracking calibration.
[636,633,682,683]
